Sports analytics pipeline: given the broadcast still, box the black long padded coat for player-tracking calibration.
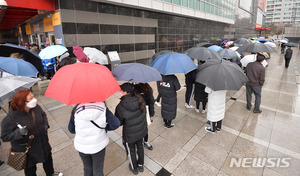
[159,75,181,120]
[115,94,148,143]
[194,82,208,102]
[1,105,52,168]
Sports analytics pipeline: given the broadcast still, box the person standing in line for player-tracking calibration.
[154,81,162,107]
[194,82,208,113]
[134,83,155,150]
[204,87,227,133]
[184,69,196,109]
[281,43,286,54]
[284,46,293,68]
[1,89,63,176]
[115,83,148,175]
[42,57,56,80]
[245,53,266,113]
[159,74,181,128]
[68,102,120,176]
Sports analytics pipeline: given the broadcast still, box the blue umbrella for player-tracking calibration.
[208,45,222,52]
[0,43,43,71]
[111,63,162,83]
[39,45,68,59]
[0,57,38,77]
[152,53,197,75]
[255,38,268,43]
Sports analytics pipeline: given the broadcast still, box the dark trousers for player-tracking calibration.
[78,148,106,176]
[246,85,262,111]
[125,139,144,170]
[185,83,195,105]
[210,120,222,132]
[285,57,291,68]
[196,100,207,110]
[45,69,54,80]
[163,119,172,127]
[24,152,54,176]
[155,93,161,102]
[144,133,149,142]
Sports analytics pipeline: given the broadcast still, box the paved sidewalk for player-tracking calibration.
[0,47,299,176]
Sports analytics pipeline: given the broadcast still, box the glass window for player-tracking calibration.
[200,2,205,11]
[211,5,214,14]
[195,0,200,10]
[182,0,188,7]
[189,0,195,8]
[173,0,181,5]
[205,3,210,13]
[164,0,172,3]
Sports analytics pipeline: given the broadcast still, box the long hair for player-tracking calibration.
[138,83,153,95]
[10,89,31,111]
[131,91,146,112]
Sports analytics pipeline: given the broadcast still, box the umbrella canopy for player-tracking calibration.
[0,43,43,71]
[83,47,108,65]
[0,57,38,77]
[255,38,268,43]
[240,54,256,67]
[217,49,239,60]
[208,45,222,52]
[45,62,120,105]
[233,38,252,47]
[284,43,297,47]
[195,59,248,91]
[225,41,234,48]
[147,50,171,66]
[111,63,162,83]
[73,46,89,62]
[196,42,213,47]
[229,46,239,51]
[39,45,68,60]
[264,42,277,48]
[0,76,40,107]
[152,53,197,75]
[237,43,277,53]
[279,40,288,43]
[185,47,222,61]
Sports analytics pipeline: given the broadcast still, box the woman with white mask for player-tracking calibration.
[1,89,63,176]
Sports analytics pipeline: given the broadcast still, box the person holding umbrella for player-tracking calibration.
[185,68,196,109]
[281,43,286,54]
[159,74,181,128]
[115,83,148,175]
[194,61,208,113]
[245,53,266,113]
[284,46,293,68]
[42,57,56,80]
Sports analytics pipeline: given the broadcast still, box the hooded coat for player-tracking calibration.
[115,94,148,143]
[1,105,52,168]
[159,75,181,120]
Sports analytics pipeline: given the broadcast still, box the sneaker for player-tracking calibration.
[253,109,262,113]
[164,124,167,128]
[138,164,144,172]
[155,102,161,107]
[201,109,206,113]
[185,103,194,109]
[129,164,138,175]
[144,141,153,150]
[216,128,221,132]
[205,127,215,134]
[167,123,175,128]
[246,106,251,111]
[206,120,210,125]
[195,108,200,113]
[52,172,63,176]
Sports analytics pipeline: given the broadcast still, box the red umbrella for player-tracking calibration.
[45,62,120,105]
[73,46,89,62]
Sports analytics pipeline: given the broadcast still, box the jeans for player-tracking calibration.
[24,152,54,176]
[79,148,106,176]
[246,85,262,111]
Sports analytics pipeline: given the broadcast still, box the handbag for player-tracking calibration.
[7,110,36,171]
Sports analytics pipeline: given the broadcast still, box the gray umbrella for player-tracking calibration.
[233,38,251,47]
[237,43,277,53]
[111,63,162,83]
[217,49,239,59]
[184,47,222,61]
[196,42,213,47]
[284,43,297,47]
[147,50,171,66]
[195,59,248,91]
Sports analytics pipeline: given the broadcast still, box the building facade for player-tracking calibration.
[266,0,300,24]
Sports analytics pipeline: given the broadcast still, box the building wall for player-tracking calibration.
[266,0,300,24]
[59,0,228,63]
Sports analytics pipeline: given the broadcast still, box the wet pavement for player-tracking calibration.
[0,47,299,176]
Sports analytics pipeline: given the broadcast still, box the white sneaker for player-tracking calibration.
[185,103,194,109]
[155,102,161,107]
[201,110,206,113]
[52,172,63,176]
[195,108,200,113]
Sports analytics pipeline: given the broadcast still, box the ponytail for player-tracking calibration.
[132,92,146,111]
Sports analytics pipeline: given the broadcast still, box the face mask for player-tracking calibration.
[26,98,37,108]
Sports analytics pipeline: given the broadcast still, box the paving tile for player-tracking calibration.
[164,149,188,173]
[107,161,154,176]
[241,118,273,142]
[231,137,268,158]
[176,116,205,134]
[270,128,300,153]
[104,142,127,175]
[203,129,238,151]
[191,139,229,169]
[263,168,284,176]
[172,154,219,176]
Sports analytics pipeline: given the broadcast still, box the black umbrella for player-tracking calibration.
[184,47,222,61]
[233,38,251,47]
[217,49,239,59]
[0,44,43,71]
[237,43,277,53]
[147,50,171,66]
[284,43,297,47]
[195,59,248,91]
[196,42,213,47]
